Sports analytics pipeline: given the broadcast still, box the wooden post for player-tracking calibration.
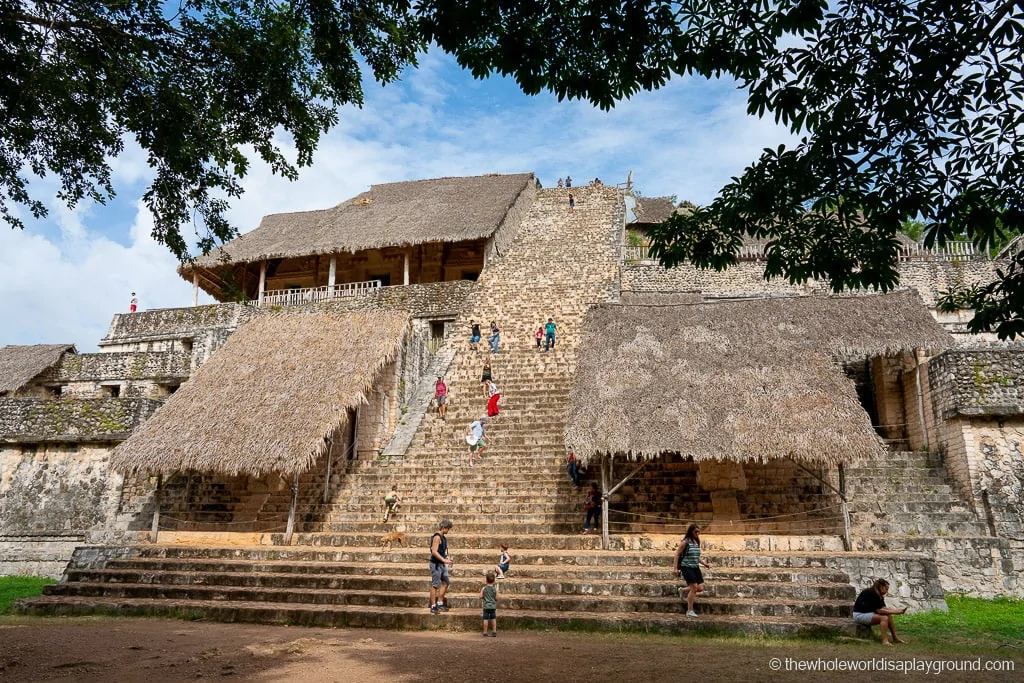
[839,464,852,551]
[150,474,162,543]
[403,251,410,286]
[323,436,333,504]
[258,261,267,305]
[599,457,610,549]
[192,273,199,307]
[328,255,337,295]
[285,472,299,545]
[913,348,930,451]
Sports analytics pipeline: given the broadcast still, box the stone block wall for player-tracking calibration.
[621,259,1011,325]
[0,443,125,536]
[0,398,162,442]
[835,554,947,612]
[928,349,1024,419]
[30,351,191,399]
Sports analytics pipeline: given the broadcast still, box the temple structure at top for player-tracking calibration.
[180,173,535,306]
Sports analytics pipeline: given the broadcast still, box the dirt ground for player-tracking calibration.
[0,617,1020,683]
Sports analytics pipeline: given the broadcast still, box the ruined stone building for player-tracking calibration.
[2,174,1021,634]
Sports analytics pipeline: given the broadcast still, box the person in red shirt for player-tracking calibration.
[434,376,448,420]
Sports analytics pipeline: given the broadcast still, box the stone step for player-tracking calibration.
[39,581,853,617]
[15,595,855,638]
[849,500,972,513]
[97,559,852,584]
[856,520,990,536]
[62,570,855,601]
[98,545,861,570]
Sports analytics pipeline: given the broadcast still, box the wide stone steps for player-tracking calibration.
[87,559,851,584]
[17,595,854,637]
[53,571,855,602]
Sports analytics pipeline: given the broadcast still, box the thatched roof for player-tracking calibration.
[111,310,410,476]
[185,173,534,271]
[0,344,76,395]
[630,197,677,225]
[566,290,952,466]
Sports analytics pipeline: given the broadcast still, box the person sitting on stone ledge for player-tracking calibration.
[852,578,908,646]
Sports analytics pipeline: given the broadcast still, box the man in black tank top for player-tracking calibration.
[429,520,454,613]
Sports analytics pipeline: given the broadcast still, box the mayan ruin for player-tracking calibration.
[1,173,1022,639]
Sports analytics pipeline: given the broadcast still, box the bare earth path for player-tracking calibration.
[0,618,1020,682]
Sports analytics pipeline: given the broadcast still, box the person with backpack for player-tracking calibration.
[673,524,711,618]
[429,520,455,614]
[581,482,601,534]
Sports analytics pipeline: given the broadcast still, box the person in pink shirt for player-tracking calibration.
[434,376,448,420]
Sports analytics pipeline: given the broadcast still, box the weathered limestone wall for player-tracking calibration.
[0,535,84,578]
[0,398,162,442]
[929,350,1024,419]
[27,351,191,399]
[836,555,948,612]
[621,258,1010,306]
[0,443,124,534]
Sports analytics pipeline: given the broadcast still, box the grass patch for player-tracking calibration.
[900,595,1024,650]
[0,576,56,614]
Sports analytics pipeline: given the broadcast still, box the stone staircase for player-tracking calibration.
[845,449,1016,595]
[21,537,857,637]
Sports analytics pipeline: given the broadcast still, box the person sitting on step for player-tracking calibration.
[852,578,908,646]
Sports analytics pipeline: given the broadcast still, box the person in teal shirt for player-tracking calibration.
[544,317,557,351]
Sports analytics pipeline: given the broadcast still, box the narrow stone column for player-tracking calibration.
[328,255,337,294]
[150,474,162,543]
[192,273,199,307]
[403,251,410,285]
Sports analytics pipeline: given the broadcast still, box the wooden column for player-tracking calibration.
[285,472,299,544]
[403,251,410,286]
[328,255,337,293]
[601,456,610,550]
[258,261,267,305]
[150,474,162,543]
[192,273,199,307]
[913,348,930,451]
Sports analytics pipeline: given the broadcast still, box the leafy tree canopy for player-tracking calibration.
[3,0,1023,337]
[1,0,421,257]
[421,0,1024,338]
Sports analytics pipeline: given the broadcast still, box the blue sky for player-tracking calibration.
[0,51,791,351]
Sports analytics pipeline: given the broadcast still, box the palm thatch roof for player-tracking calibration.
[630,197,677,225]
[110,310,410,476]
[0,344,76,395]
[566,290,951,466]
[185,173,534,272]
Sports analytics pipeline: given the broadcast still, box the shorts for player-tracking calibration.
[482,608,496,620]
[470,335,481,343]
[436,395,447,406]
[681,567,704,585]
[852,612,876,626]
[430,562,450,588]
[469,438,487,452]
[498,563,510,573]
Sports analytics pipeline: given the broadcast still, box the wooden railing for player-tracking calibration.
[259,280,382,306]
[622,241,984,263]
[896,241,981,262]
